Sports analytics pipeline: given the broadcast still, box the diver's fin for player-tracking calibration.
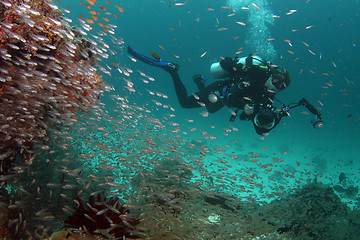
[127,46,160,67]
[127,46,179,74]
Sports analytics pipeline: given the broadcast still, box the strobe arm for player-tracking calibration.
[299,98,323,129]
[299,98,321,116]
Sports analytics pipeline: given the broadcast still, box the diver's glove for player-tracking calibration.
[220,57,237,74]
[244,103,254,115]
[193,74,206,90]
[220,57,243,75]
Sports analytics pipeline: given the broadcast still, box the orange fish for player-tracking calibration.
[85,18,94,24]
[89,10,98,15]
[102,17,109,22]
[115,5,124,13]
[99,5,106,11]
[87,0,95,5]
[92,15,98,21]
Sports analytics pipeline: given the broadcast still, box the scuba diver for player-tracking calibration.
[127,46,323,135]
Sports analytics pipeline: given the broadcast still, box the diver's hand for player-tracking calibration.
[244,104,254,115]
[280,107,290,117]
[220,57,237,74]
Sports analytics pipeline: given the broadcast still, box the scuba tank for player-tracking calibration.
[210,55,264,79]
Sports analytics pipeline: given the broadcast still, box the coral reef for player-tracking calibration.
[49,230,109,240]
[252,183,360,239]
[64,193,141,239]
[0,0,105,238]
[0,188,11,239]
[0,0,103,174]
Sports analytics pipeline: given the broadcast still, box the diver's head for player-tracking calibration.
[265,67,291,93]
[254,109,276,129]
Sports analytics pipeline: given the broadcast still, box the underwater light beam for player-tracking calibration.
[228,0,277,60]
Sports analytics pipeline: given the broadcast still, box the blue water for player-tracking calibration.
[54,0,360,197]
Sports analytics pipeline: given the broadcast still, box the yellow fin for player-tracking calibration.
[110,62,118,67]
[150,51,161,61]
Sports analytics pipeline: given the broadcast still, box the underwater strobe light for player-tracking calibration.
[311,115,324,129]
[298,98,324,129]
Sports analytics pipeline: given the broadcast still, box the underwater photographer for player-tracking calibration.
[127,46,323,135]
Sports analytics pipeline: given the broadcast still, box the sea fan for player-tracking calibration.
[64,194,141,239]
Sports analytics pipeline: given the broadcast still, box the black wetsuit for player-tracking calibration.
[169,64,274,113]
[169,66,285,135]
[127,46,284,135]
